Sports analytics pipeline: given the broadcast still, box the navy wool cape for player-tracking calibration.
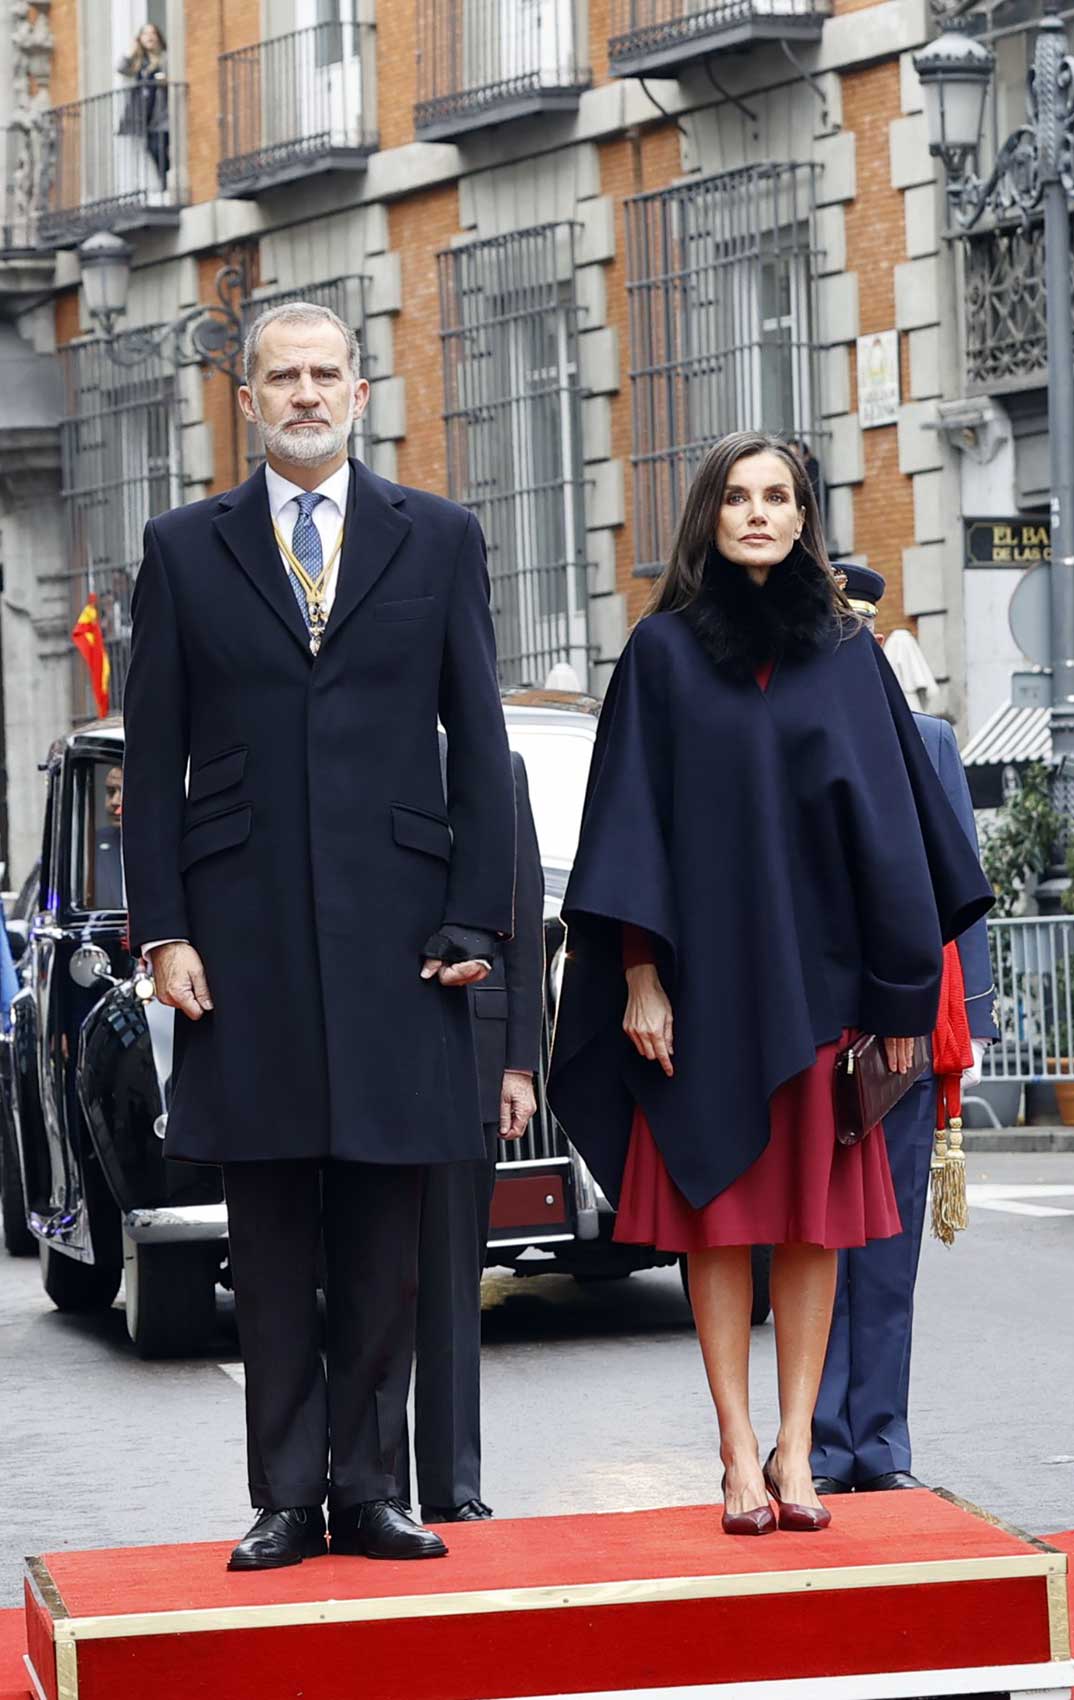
[547,616,994,1211]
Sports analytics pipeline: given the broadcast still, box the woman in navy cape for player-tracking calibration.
[548,433,992,1534]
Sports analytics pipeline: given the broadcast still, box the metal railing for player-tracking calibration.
[609,0,828,74]
[963,217,1053,394]
[986,916,1074,1079]
[439,223,590,690]
[30,83,187,250]
[625,162,822,577]
[414,0,589,138]
[219,22,376,196]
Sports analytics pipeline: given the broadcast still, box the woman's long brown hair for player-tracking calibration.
[645,432,843,617]
[130,23,167,71]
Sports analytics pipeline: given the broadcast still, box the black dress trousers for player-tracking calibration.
[409,1126,498,1510]
[223,1158,424,1511]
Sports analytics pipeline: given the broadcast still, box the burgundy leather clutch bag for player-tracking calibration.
[832,1033,930,1147]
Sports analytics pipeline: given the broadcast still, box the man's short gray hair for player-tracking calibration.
[243,301,361,386]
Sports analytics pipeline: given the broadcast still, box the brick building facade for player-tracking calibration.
[0,0,1013,879]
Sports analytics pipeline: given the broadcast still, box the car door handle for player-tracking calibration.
[33,925,64,942]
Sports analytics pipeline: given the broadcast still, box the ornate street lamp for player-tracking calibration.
[77,231,248,384]
[915,0,1074,774]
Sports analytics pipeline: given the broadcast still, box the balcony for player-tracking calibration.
[24,84,188,251]
[964,216,1052,396]
[608,0,828,78]
[218,22,376,197]
[414,0,589,141]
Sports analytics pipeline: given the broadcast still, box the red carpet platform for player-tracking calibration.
[0,1608,29,1700]
[22,1494,1073,1700]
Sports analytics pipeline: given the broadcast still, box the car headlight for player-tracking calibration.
[548,943,566,1009]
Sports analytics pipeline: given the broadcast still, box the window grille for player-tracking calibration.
[625,162,821,576]
[438,224,590,689]
[60,337,181,716]
[240,274,371,469]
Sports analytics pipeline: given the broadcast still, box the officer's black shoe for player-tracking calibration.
[811,1476,853,1496]
[227,1506,327,1571]
[856,1471,926,1491]
[330,1498,448,1559]
[421,1499,493,1524]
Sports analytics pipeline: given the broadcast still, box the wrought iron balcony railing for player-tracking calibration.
[608,0,828,78]
[414,0,589,140]
[219,22,376,197]
[963,215,1054,395]
[24,83,188,251]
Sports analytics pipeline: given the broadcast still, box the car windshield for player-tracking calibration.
[505,719,595,893]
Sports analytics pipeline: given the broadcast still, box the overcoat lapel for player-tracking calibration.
[212,465,312,658]
[321,459,412,649]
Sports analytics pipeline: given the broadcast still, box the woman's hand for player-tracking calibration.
[883,1036,917,1075]
[624,963,674,1077]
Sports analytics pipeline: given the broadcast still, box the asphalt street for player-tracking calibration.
[1,1151,1072,1608]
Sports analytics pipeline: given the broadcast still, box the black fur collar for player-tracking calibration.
[678,544,843,681]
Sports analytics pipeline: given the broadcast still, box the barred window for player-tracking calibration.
[438,224,589,688]
[625,162,820,576]
[240,273,370,469]
[60,338,181,716]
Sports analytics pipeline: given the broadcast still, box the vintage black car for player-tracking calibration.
[0,695,769,1357]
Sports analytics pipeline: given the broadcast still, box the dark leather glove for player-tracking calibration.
[422,925,497,969]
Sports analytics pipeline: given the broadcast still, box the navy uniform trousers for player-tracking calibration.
[811,713,996,1485]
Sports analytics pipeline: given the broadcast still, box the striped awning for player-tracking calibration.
[961,701,1051,768]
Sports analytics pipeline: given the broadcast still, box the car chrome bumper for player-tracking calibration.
[122,1203,228,1244]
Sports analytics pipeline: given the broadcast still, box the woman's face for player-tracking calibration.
[139,24,162,51]
[715,451,805,579]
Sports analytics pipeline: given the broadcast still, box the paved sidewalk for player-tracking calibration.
[963,1125,1074,1152]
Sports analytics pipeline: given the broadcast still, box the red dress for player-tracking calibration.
[613,661,903,1255]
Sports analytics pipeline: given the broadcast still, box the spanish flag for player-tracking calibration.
[71,595,111,719]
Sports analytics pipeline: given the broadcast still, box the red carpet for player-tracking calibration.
[0,1607,28,1700]
[21,1495,1071,1700]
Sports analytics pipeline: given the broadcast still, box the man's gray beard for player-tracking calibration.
[255,404,354,468]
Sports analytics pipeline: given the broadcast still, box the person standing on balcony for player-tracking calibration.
[117,24,170,188]
[122,301,516,1571]
[549,432,993,1536]
[810,565,997,1496]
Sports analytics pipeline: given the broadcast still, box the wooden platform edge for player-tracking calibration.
[33,1552,1064,1646]
[932,1487,1072,1662]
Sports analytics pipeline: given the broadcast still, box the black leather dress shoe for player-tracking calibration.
[812,1476,853,1495]
[330,1498,448,1559]
[421,1498,493,1524]
[227,1506,327,1571]
[856,1471,926,1491]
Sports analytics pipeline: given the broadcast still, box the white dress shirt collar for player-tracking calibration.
[265,459,351,522]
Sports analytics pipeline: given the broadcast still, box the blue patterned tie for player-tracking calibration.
[287,491,325,629]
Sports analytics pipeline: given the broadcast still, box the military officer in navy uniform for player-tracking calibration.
[811,565,997,1493]
[405,744,545,1524]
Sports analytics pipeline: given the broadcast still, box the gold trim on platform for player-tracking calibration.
[933,1487,1071,1662]
[24,1555,69,1622]
[47,1553,1061,1646]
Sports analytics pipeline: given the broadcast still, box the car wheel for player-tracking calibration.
[123,1234,218,1359]
[39,1240,121,1311]
[0,1102,34,1256]
[678,1247,774,1328]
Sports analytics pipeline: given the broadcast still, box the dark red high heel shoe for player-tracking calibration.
[720,1472,777,1536]
[763,1450,832,1532]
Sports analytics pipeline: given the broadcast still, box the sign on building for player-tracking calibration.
[965,518,1051,567]
[856,330,900,429]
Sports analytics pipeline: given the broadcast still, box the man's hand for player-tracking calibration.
[420,958,491,987]
[500,1070,537,1141]
[624,963,675,1078]
[882,1036,917,1075]
[147,942,214,1021]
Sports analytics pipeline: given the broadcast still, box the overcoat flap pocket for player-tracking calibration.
[472,987,509,1020]
[179,804,253,873]
[372,596,435,623]
[188,746,247,803]
[391,804,451,861]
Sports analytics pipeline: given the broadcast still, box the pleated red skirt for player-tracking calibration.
[613,1030,903,1253]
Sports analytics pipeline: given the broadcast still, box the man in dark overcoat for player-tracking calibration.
[406,745,544,1524]
[811,566,997,1494]
[122,302,516,1569]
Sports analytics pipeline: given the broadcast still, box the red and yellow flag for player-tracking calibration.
[71,595,111,719]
